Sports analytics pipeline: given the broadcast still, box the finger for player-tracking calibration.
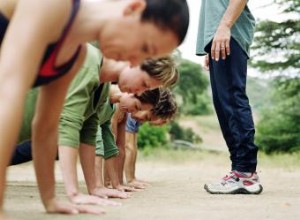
[106,190,131,199]
[125,187,141,192]
[210,41,216,60]
[76,205,106,215]
[214,41,221,61]
[225,39,231,55]
[93,193,108,199]
[220,43,226,60]
[127,182,146,189]
[100,200,122,206]
[204,55,209,71]
[47,203,79,215]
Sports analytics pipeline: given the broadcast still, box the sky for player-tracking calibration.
[178,0,278,66]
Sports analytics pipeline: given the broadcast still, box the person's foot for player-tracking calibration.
[204,171,263,194]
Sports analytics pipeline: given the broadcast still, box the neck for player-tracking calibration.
[109,85,123,104]
[67,0,127,44]
[100,58,128,83]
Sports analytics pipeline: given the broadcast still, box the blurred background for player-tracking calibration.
[138,0,300,158]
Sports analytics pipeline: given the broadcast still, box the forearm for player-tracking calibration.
[124,144,137,182]
[105,157,121,188]
[95,156,104,188]
[79,144,97,193]
[58,146,79,197]
[219,0,247,29]
[0,81,29,168]
[32,123,58,207]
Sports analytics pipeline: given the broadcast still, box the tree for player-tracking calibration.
[251,0,300,153]
[174,59,211,115]
[256,78,300,153]
[251,0,300,74]
[137,123,168,149]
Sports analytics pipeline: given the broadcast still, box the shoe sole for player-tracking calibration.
[204,184,263,195]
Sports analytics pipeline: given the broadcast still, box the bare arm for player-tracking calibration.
[0,0,68,211]
[32,58,82,213]
[79,143,97,194]
[115,115,127,184]
[211,0,247,61]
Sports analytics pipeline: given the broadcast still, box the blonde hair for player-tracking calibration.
[141,56,179,87]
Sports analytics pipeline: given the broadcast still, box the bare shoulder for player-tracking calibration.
[14,0,72,41]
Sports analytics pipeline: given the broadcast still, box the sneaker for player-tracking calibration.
[204,171,263,194]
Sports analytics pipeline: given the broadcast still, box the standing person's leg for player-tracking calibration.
[205,38,262,194]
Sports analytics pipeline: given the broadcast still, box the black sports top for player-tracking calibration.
[0,0,81,87]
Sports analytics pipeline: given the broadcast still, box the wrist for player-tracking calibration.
[219,20,232,29]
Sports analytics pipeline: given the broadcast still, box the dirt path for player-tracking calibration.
[5,152,300,220]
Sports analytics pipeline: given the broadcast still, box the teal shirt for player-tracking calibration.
[196,0,255,57]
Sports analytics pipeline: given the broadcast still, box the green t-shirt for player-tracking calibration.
[59,44,110,147]
[196,0,255,57]
[18,44,110,148]
[95,102,119,159]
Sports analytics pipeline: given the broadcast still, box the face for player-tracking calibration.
[118,66,161,95]
[131,110,154,123]
[149,118,169,126]
[118,93,153,113]
[99,16,178,66]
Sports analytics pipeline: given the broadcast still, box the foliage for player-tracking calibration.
[251,0,300,153]
[250,0,300,74]
[256,78,300,153]
[246,77,272,111]
[168,121,202,143]
[174,59,211,115]
[137,123,168,149]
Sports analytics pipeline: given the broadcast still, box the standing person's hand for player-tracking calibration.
[211,23,231,61]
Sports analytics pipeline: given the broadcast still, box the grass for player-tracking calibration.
[180,114,221,131]
[142,113,300,169]
[138,147,300,169]
[258,151,300,169]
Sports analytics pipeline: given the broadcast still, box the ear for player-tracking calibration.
[123,0,146,16]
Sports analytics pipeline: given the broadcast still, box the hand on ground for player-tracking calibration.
[116,184,142,192]
[69,193,121,206]
[127,180,148,189]
[92,187,131,199]
[45,197,105,215]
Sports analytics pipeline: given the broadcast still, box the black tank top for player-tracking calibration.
[0,0,81,87]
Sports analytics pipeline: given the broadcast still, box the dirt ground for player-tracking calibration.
[4,116,300,220]
[5,153,300,220]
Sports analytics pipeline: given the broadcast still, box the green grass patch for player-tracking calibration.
[258,151,300,169]
[138,147,300,169]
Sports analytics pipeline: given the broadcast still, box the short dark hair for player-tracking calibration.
[135,88,160,107]
[152,89,177,119]
[142,0,189,45]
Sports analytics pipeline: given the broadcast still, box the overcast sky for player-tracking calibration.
[178,0,278,65]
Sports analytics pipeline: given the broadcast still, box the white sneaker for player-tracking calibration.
[204,171,263,194]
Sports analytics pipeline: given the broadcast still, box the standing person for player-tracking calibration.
[0,0,189,215]
[196,0,262,194]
